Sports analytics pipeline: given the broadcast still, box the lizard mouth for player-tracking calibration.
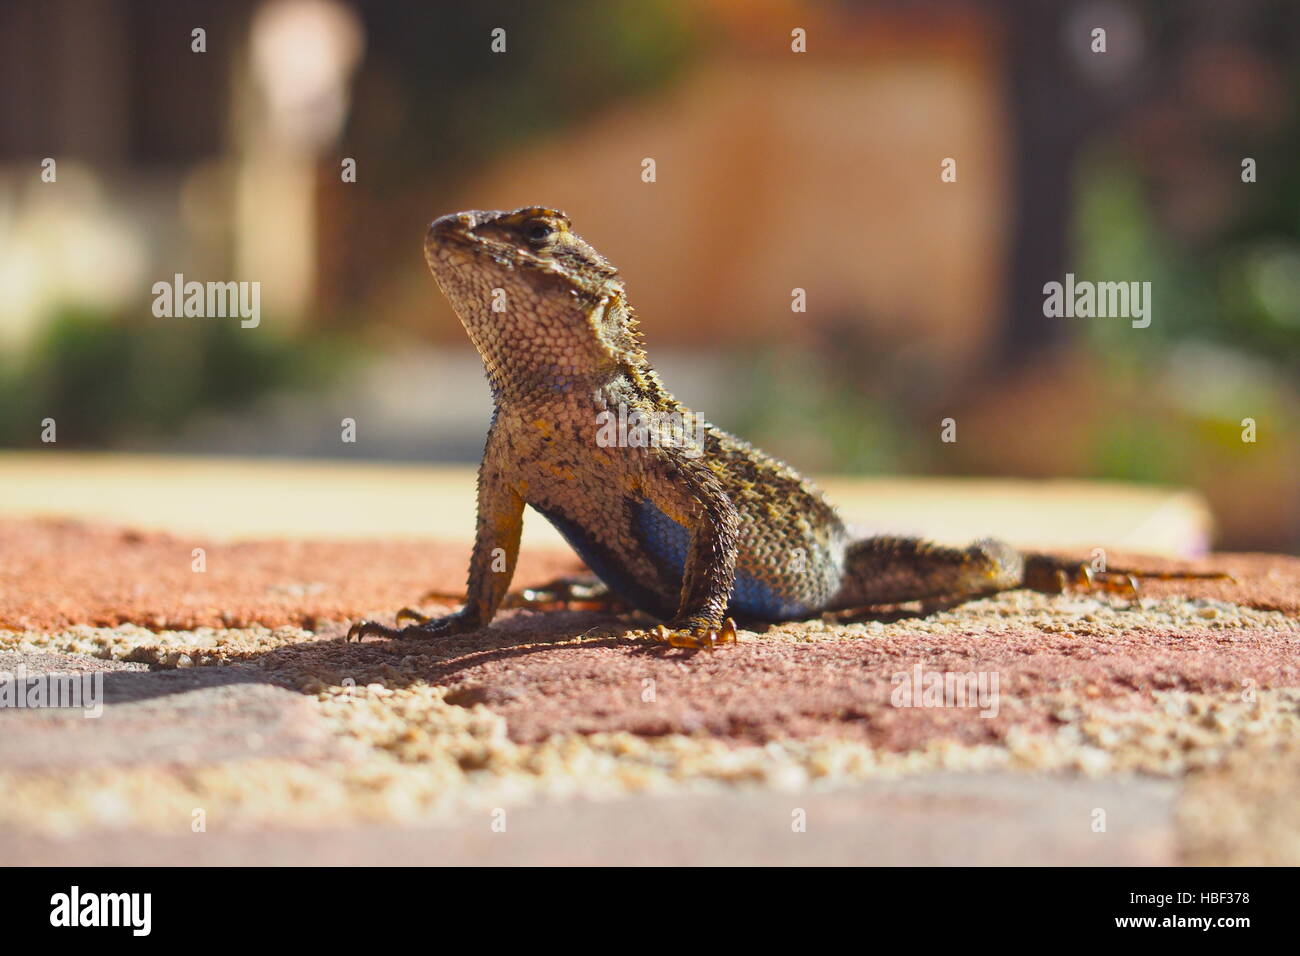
[425,212,480,254]
[423,213,497,278]
[423,209,564,280]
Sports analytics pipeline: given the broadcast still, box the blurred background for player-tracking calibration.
[0,0,1296,551]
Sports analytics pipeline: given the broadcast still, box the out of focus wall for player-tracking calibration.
[383,8,1009,373]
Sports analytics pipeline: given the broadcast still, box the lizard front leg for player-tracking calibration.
[643,457,742,649]
[347,435,524,641]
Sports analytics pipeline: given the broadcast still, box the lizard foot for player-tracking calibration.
[503,575,625,612]
[648,617,739,650]
[346,611,479,643]
[1022,555,1233,598]
[417,576,624,613]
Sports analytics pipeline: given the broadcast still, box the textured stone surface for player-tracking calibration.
[0,664,346,772]
[0,517,580,632]
[0,773,1177,866]
[1177,737,1300,865]
[1,520,1296,864]
[397,608,1298,747]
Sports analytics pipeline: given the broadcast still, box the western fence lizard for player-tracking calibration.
[347,207,1226,648]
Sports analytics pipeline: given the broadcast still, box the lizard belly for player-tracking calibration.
[633,499,817,621]
[529,499,679,620]
[532,497,821,622]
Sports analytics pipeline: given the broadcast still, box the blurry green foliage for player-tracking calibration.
[1073,145,1300,490]
[348,0,699,192]
[1076,153,1300,373]
[0,307,353,448]
[721,345,910,475]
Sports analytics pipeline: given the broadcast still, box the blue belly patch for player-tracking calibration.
[530,500,812,622]
[530,503,675,619]
[632,499,810,621]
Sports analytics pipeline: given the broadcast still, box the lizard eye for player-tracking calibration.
[524,221,554,244]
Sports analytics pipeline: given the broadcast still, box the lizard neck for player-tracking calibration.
[471,284,668,408]
[484,362,617,407]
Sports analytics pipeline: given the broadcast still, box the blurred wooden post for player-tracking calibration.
[996,0,1087,366]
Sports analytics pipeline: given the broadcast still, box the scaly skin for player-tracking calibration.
[347,207,1228,648]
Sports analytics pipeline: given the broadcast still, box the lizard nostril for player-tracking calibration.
[429,213,460,234]
[428,211,489,247]
[426,213,478,256]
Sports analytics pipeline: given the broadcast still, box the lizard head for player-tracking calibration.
[424,207,643,399]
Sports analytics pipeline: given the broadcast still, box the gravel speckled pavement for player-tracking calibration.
[2,510,1297,865]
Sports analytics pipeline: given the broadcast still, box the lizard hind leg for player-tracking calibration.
[502,574,626,612]
[417,574,624,613]
[828,537,1232,614]
[828,535,1025,612]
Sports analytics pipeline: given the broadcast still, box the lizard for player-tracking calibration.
[346,206,1227,649]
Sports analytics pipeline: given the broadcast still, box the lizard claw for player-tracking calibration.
[648,617,739,650]
[346,619,405,642]
[395,606,431,626]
